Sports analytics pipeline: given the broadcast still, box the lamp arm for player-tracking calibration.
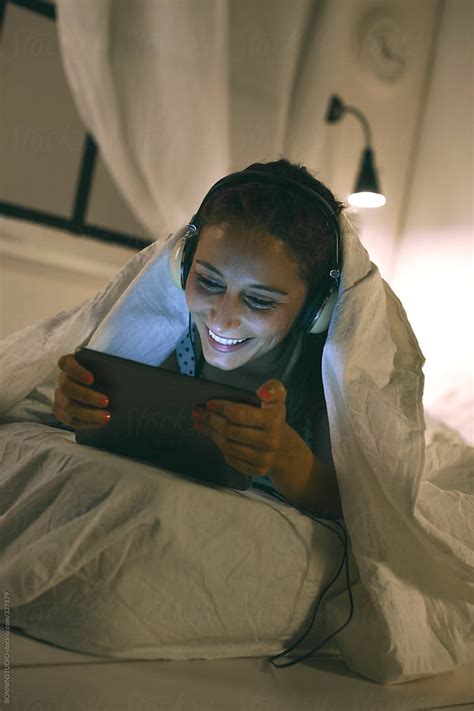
[325,95,372,147]
[343,105,372,148]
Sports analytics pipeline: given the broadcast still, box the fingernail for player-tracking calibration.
[258,387,271,399]
[102,413,111,423]
[100,397,109,407]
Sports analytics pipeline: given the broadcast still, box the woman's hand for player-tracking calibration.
[52,353,111,430]
[192,378,288,478]
[193,377,343,517]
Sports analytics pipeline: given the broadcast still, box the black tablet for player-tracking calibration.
[74,347,261,491]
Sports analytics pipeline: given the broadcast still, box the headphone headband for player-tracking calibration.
[170,169,343,335]
[189,170,341,276]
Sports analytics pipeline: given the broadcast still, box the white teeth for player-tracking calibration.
[208,328,247,346]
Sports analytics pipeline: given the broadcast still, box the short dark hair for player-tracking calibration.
[199,157,345,294]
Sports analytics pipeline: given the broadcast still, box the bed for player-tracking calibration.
[1,418,473,711]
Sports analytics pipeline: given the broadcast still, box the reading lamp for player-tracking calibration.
[325,95,386,208]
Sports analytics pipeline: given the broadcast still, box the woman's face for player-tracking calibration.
[185,222,309,370]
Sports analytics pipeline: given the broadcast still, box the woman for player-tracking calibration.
[52,158,345,519]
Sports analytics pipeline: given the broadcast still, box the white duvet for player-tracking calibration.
[0,220,472,685]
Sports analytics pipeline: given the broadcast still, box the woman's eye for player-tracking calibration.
[195,275,222,290]
[196,274,277,310]
[246,296,276,310]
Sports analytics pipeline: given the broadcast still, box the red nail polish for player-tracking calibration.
[103,413,111,423]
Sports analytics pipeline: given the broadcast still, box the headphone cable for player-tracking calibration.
[250,482,354,668]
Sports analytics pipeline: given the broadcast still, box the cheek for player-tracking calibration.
[249,313,293,341]
[264,306,303,341]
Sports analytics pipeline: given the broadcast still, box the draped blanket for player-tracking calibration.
[0,219,472,684]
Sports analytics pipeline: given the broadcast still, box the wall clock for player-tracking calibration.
[358,13,408,83]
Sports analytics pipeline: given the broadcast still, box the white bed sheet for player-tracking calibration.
[0,421,352,666]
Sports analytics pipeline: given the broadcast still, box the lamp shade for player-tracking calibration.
[349,147,386,208]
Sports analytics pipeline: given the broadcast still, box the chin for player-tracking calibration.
[203,348,248,370]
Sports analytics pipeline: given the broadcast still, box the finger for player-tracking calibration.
[54,404,110,429]
[196,419,275,471]
[197,414,278,453]
[59,379,109,409]
[58,354,94,386]
[256,379,287,407]
[224,441,274,473]
[53,402,110,430]
[205,401,283,431]
[54,390,111,427]
[224,454,255,478]
[224,452,273,478]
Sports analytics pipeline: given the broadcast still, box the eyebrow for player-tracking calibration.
[195,260,289,296]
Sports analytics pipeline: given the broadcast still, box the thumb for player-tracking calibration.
[256,379,287,407]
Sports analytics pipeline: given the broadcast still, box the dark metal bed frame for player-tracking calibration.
[0,0,152,251]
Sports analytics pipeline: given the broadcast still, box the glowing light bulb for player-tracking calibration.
[348,192,387,208]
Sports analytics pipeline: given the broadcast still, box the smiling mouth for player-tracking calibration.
[207,327,248,345]
[204,325,253,352]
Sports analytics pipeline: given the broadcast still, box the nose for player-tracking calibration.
[208,292,241,333]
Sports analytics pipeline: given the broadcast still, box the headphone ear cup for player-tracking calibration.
[307,288,339,334]
[169,237,186,290]
[181,234,198,289]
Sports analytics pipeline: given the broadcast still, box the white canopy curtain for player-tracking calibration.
[55,0,314,240]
